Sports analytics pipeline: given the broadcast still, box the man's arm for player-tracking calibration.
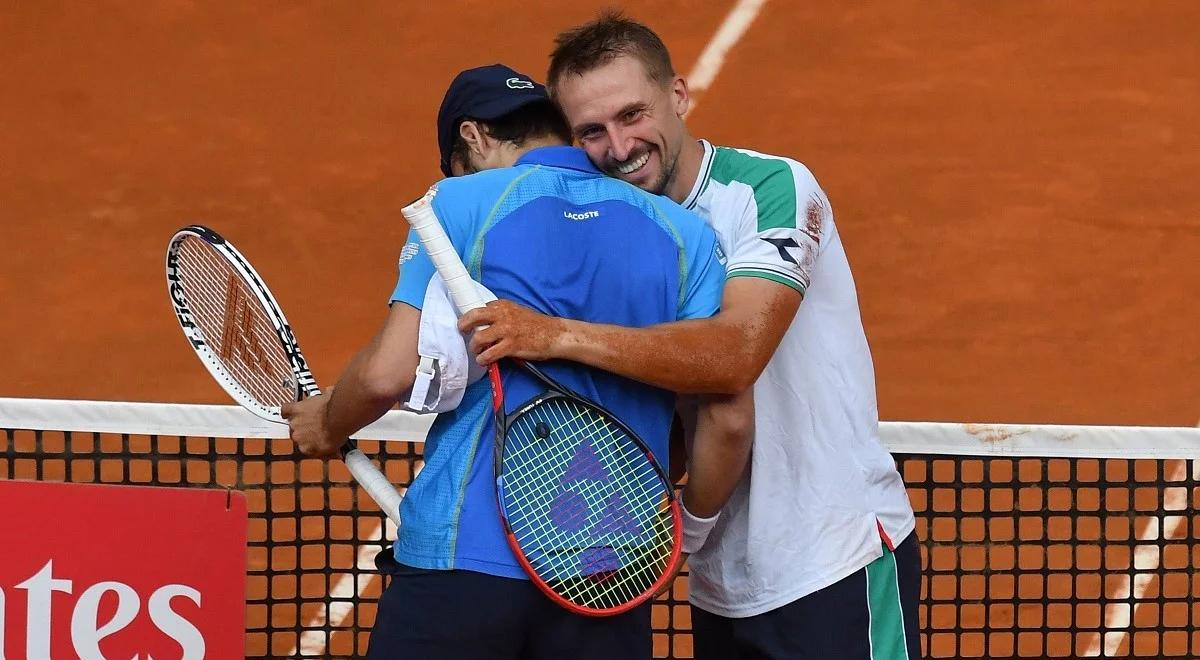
[460,277,801,394]
[681,389,755,518]
[283,303,421,457]
[655,389,754,593]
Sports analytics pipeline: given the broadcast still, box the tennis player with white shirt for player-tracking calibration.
[458,13,921,659]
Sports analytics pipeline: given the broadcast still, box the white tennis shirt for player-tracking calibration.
[682,140,915,617]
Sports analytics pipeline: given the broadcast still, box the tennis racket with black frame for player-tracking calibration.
[165,225,402,526]
[401,187,682,616]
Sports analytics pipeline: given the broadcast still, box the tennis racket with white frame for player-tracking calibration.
[401,186,681,616]
[165,225,401,525]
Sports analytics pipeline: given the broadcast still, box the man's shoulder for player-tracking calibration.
[647,190,713,240]
[705,144,828,233]
[709,144,822,196]
[578,175,709,235]
[429,167,542,223]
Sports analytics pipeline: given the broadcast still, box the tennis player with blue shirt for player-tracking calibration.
[284,64,752,659]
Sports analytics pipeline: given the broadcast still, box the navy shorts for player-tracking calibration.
[365,549,652,660]
[692,532,922,660]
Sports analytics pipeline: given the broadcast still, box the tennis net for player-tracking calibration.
[3,397,1199,658]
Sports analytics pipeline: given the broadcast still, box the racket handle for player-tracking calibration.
[402,187,486,315]
[343,447,402,526]
[306,383,401,526]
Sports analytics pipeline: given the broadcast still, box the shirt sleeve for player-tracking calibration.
[389,182,470,309]
[725,161,830,296]
[676,212,726,321]
[390,227,436,308]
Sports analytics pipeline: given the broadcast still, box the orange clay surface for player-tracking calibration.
[2,3,1197,426]
[2,2,1197,427]
[3,4,1199,659]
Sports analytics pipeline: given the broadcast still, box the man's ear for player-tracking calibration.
[671,76,691,117]
[459,120,490,156]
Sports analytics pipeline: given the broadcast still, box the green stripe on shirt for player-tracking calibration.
[726,267,805,294]
[711,147,798,232]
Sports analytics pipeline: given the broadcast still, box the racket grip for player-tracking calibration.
[343,448,402,527]
[401,187,487,315]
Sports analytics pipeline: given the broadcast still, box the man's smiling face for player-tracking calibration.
[553,55,689,196]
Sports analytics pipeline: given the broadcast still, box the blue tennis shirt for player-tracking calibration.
[390,146,725,579]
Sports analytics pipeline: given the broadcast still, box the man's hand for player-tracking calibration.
[281,395,343,459]
[457,300,568,365]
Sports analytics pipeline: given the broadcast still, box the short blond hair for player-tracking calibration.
[548,11,676,96]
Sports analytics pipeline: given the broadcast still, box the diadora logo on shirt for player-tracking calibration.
[563,210,600,221]
[761,236,801,266]
[506,77,534,89]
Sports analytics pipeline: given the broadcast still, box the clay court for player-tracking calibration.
[2,2,1199,658]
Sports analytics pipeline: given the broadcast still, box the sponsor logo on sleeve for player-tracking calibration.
[397,242,420,267]
[760,236,802,266]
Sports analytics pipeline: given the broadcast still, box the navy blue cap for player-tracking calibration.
[436,64,553,176]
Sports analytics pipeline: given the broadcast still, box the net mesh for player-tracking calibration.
[3,398,1200,658]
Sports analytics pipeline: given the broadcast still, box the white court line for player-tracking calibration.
[290,3,768,654]
[1089,419,1200,656]
[290,489,406,657]
[292,517,398,656]
[685,0,770,114]
[1080,459,1191,657]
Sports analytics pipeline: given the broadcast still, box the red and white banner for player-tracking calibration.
[1,480,246,659]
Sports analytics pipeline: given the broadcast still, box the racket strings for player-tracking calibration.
[174,237,295,406]
[504,411,673,609]
[504,403,663,538]
[505,406,663,522]
[178,241,291,400]
[507,420,666,554]
[500,397,676,611]
[523,406,673,607]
